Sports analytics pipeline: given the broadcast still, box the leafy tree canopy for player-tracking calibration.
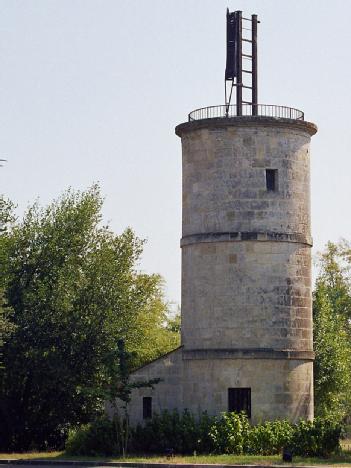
[0,185,179,451]
[316,240,351,323]
[0,196,16,363]
[313,241,351,421]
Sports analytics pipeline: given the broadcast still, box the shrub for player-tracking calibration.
[131,410,181,453]
[65,417,117,456]
[196,411,217,453]
[291,417,342,457]
[131,410,216,454]
[65,411,341,458]
[246,420,293,455]
[209,412,250,454]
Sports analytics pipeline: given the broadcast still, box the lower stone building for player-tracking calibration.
[127,347,313,426]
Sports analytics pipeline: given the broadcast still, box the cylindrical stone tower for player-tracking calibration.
[176,115,317,422]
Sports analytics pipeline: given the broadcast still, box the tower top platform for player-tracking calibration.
[175,106,317,137]
[189,104,304,121]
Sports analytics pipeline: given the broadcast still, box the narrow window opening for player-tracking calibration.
[143,397,152,419]
[266,169,278,191]
[228,388,251,418]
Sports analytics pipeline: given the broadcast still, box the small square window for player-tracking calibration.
[143,397,152,419]
[266,169,278,191]
[228,388,251,418]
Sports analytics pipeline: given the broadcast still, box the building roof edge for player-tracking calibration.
[175,116,317,137]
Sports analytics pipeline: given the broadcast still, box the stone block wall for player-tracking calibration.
[121,351,313,425]
[126,348,183,427]
[182,357,313,423]
[117,117,317,427]
[181,240,312,351]
[179,122,314,238]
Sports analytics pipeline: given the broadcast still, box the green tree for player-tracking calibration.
[313,282,351,420]
[313,241,351,420]
[0,186,178,451]
[0,196,16,363]
[316,241,351,324]
[130,295,180,368]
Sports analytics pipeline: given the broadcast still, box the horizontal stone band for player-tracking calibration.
[175,116,318,137]
[181,231,313,247]
[183,348,315,361]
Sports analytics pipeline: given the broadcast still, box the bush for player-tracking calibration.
[65,412,342,458]
[131,410,216,454]
[195,410,216,453]
[65,417,117,456]
[209,412,250,454]
[247,420,293,455]
[291,417,342,457]
[132,410,180,453]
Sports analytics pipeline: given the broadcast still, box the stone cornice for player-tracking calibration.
[182,348,315,361]
[175,116,317,137]
[181,231,313,247]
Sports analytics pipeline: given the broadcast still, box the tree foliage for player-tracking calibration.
[0,196,16,362]
[313,283,351,420]
[316,241,351,322]
[0,186,179,451]
[313,241,351,421]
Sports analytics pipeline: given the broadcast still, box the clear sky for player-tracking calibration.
[1,0,350,307]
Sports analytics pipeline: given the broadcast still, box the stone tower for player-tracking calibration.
[175,114,317,422]
[117,11,318,426]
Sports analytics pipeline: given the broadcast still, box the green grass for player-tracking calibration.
[0,451,62,460]
[1,447,351,465]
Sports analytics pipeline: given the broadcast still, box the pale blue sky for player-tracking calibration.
[1,0,350,307]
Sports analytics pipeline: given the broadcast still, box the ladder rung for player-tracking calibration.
[242,53,252,58]
[243,17,261,24]
[243,69,252,73]
[242,101,252,104]
[242,85,252,89]
[242,38,253,43]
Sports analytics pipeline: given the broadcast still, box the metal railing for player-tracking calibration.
[188,104,304,122]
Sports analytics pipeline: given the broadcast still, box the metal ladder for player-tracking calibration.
[225,10,258,117]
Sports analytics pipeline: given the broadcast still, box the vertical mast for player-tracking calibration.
[252,14,258,115]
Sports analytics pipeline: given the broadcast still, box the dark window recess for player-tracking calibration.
[143,397,152,419]
[266,169,278,191]
[228,388,251,418]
